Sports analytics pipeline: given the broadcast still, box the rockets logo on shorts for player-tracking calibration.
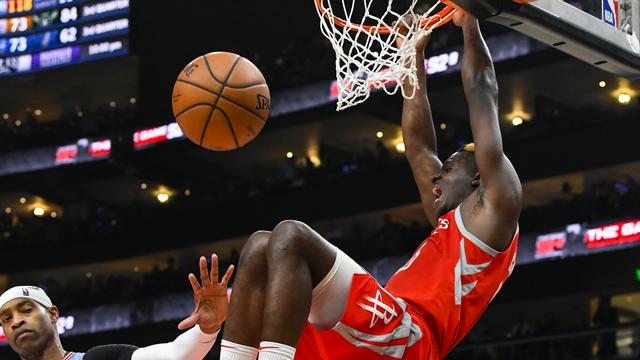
[317,274,423,359]
[357,290,398,328]
[603,0,619,27]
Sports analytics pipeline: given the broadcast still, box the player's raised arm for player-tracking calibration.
[84,255,234,360]
[457,13,522,250]
[398,24,443,226]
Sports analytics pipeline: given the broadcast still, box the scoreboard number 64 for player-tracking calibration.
[60,7,79,23]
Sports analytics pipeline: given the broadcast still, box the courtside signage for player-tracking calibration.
[583,219,640,248]
[132,122,184,149]
[534,231,566,259]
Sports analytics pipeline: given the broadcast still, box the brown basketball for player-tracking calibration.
[171,52,270,151]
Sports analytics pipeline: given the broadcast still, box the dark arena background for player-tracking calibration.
[0,0,639,359]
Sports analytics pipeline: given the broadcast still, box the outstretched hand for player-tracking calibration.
[177,254,235,334]
[452,9,478,28]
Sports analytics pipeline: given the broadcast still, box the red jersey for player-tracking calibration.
[295,206,519,360]
[385,206,519,355]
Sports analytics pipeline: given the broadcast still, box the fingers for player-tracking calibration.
[452,10,467,27]
[210,254,219,283]
[196,253,233,286]
[401,14,413,27]
[394,16,412,37]
[178,315,197,330]
[220,265,235,288]
[416,31,431,50]
[188,273,200,293]
[199,256,211,284]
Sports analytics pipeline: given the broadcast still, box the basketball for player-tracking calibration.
[171,52,270,151]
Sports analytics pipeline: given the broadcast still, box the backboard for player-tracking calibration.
[451,0,640,78]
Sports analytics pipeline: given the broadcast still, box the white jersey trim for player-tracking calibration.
[454,206,520,257]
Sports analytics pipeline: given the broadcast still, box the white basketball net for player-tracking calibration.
[315,0,453,111]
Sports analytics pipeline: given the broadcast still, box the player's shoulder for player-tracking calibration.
[83,344,139,360]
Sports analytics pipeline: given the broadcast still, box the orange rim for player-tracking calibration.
[314,0,456,34]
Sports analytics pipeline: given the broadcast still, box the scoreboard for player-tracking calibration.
[0,0,129,76]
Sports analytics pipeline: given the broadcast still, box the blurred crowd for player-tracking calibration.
[451,295,640,360]
[521,176,640,233]
[4,213,423,311]
[250,39,334,92]
[4,172,640,312]
[2,168,639,255]
[0,104,136,153]
[31,254,238,312]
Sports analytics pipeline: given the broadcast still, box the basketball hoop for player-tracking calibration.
[314,0,457,110]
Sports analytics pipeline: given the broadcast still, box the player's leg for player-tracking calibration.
[222,231,271,359]
[260,220,338,346]
[223,220,365,360]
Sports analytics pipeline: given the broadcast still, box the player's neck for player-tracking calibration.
[19,337,66,360]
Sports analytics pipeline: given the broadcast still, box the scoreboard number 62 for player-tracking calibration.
[60,27,77,43]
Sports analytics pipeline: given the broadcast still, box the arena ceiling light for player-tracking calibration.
[512,117,524,126]
[286,152,294,159]
[33,207,45,217]
[154,186,173,204]
[156,193,170,203]
[395,143,405,153]
[612,81,636,106]
[598,81,607,88]
[1,193,62,219]
[505,104,530,126]
[376,131,384,138]
[618,93,632,105]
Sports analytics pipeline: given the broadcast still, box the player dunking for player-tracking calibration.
[1,255,233,360]
[219,12,522,360]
